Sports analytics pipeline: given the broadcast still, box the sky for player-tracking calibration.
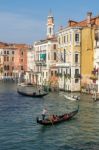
[0,0,99,44]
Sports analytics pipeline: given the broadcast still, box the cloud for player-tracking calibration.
[0,12,45,44]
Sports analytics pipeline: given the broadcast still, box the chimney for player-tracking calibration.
[68,20,72,27]
[87,12,92,26]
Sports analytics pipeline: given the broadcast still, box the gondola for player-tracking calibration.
[36,106,79,125]
[17,89,48,98]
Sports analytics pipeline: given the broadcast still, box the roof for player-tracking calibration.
[34,36,57,45]
[0,42,29,49]
[68,16,99,27]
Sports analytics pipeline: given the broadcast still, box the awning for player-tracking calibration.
[40,54,46,59]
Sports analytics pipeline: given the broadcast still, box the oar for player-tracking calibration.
[48,114,54,125]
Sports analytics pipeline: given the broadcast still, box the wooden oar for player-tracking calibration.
[48,115,54,125]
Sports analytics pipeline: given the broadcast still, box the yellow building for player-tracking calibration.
[81,27,94,88]
[68,12,99,92]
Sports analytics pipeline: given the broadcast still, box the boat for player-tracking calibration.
[17,89,48,98]
[17,82,34,87]
[94,98,99,102]
[36,106,79,125]
[64,95,80,101]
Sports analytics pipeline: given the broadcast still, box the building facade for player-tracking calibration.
[57,26,81,91]
[68,12,99,93]
[0,43,28,82]
[33,13,58,86]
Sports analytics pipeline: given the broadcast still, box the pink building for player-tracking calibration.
[0,42,28,81]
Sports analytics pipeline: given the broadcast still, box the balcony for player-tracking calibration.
[64,73,71,79]
[35,60,46,66]
[57,72,62,77]
[74,74,81,78]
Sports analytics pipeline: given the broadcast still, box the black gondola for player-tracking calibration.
[36,106,79,125]
[17,89,48,98]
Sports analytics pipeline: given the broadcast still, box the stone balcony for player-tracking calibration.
[35,60,46,66]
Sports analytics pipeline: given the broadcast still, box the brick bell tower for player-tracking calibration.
[47,10,54,39]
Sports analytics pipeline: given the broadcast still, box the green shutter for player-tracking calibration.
[40,54,46,59]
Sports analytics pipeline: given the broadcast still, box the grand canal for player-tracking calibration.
[0,82,99,150]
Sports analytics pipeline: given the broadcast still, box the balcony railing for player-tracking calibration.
[74,74,81,78]
[35,60,46,66]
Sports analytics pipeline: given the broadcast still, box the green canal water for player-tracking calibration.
[0,82,99,150]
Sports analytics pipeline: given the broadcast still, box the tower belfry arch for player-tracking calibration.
[47,10,54,38]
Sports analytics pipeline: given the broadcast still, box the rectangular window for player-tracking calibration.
[7,51,9,54]
[40,54,46,61]
[75,33,79,42]
[66,35,68,43]
[51,71,53,76]
[21,51,23,55]
[12,51,14,54]
[53,44,56,49]
[21,66,23,70]
[75,69,79,75]
[21,59,23,62]
[54,52,56,60]
[64,36,66,43]
[4,65,6,70]
[75,78,79,83]
[12,57,14,61]
[4,56,6,61]
[46,72,47,77]
[75,54,78,63]
[43,72,44,77]
[7,57,9,61]
[70,33,72,42]
[7,65,9,70]
[64,49,66,62]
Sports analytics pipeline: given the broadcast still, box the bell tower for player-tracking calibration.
[47,11,54,38]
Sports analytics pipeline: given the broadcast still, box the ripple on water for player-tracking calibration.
[0,83,99,150]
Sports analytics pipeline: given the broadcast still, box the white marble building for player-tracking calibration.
[57,26,81,91]
[33,13,58,86]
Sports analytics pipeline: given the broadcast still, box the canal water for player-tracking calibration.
[0,83,99,150]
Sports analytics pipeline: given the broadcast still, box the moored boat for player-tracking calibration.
[64,95,80,101]
[17,89,48,98]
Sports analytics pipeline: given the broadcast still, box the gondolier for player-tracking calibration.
[42,108,47,120]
